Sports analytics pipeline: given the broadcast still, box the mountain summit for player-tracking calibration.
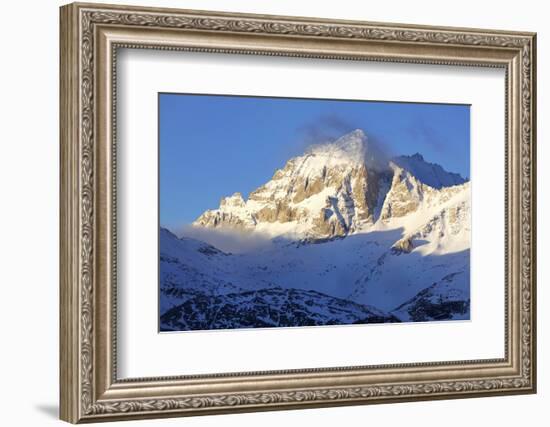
[306,129,367,165]
[193,129,468,241]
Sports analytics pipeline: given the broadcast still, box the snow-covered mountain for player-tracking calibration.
[161,129,470,331]
[194,129,467,241]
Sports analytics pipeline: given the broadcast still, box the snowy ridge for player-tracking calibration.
[392,271,470,322]
[391,153,467,189]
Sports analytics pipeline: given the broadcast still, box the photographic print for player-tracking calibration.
[60,6,536,420]
[159,94,471,332]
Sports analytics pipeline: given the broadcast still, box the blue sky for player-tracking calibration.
[160,93,470,228]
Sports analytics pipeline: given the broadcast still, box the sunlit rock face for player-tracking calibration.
[193,129,468,242]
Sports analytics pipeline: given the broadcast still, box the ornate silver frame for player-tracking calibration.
[60,2,537,423]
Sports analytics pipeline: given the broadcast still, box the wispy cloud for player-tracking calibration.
[176,225,274,253]
[407,118,445,154]
[296,113,358,146]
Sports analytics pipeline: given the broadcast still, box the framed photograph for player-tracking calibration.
[60,2,537,423]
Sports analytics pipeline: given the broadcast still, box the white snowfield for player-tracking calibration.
[160,129,471,331]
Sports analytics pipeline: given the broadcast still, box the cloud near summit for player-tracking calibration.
[296,114,393,171]
[297,113,358,146]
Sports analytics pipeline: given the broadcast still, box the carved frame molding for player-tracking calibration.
[60,2,536,423]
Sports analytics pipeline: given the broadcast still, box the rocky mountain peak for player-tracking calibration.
[192,129,469,241]
[390,153,466,189]
[308,129,366,159]
[300,129,368,175]
[220,192,245,208]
